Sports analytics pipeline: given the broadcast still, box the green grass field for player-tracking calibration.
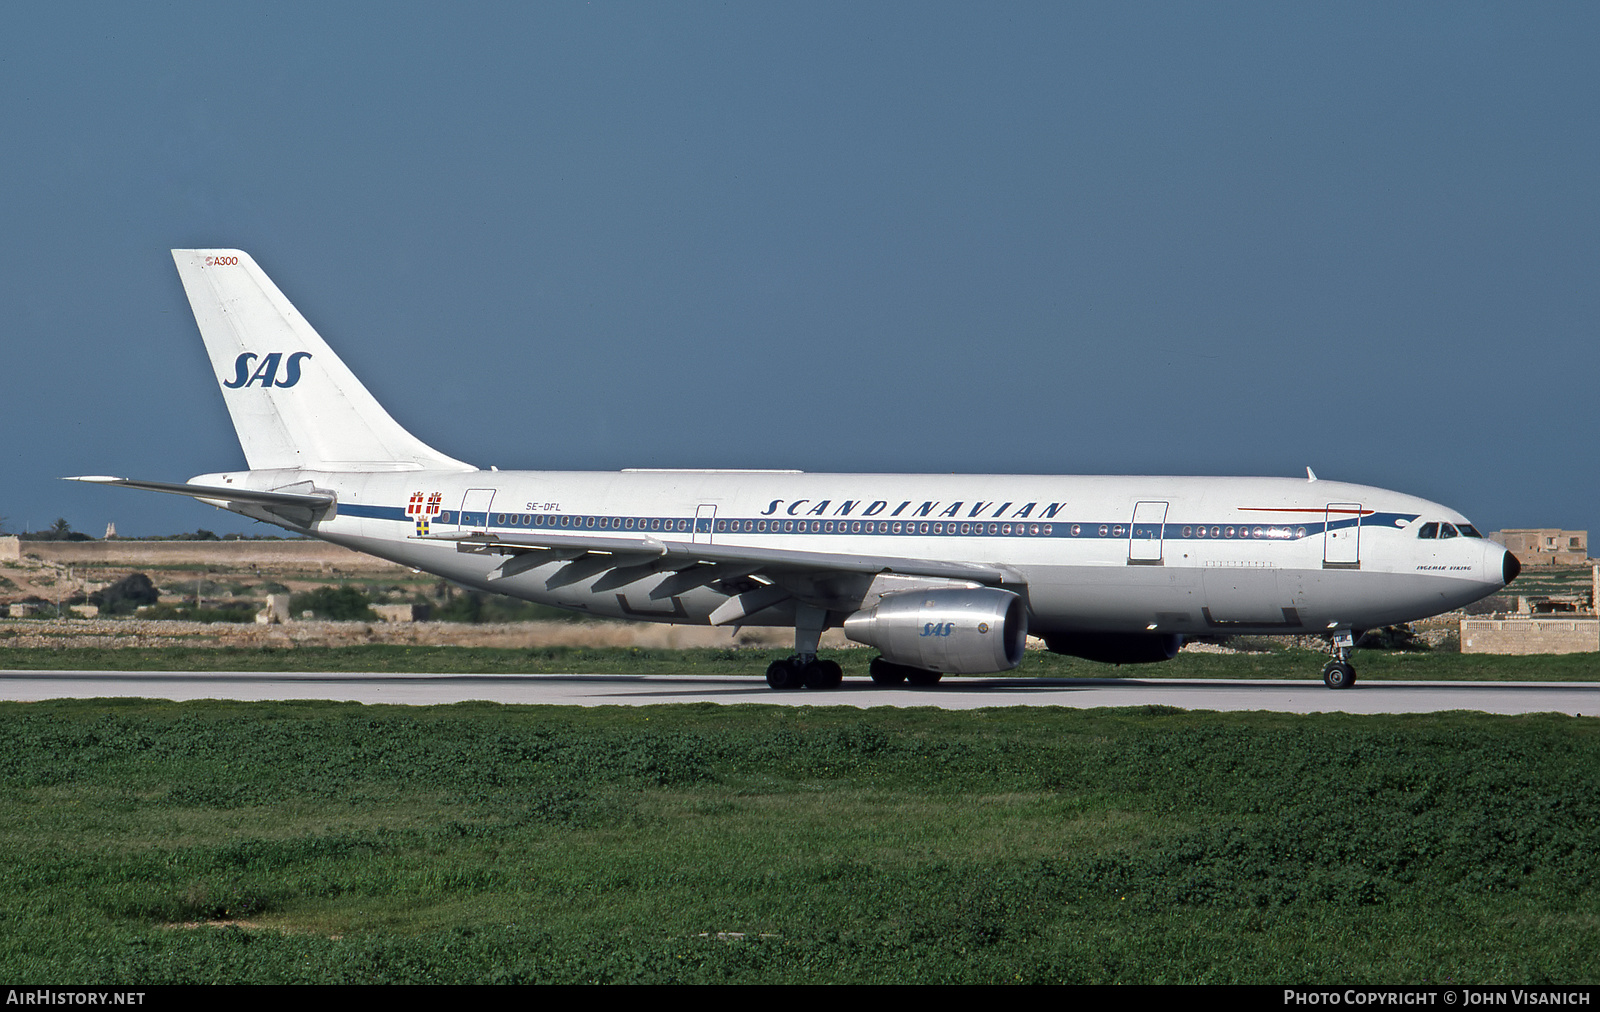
[4,642,1600,682]
[2,699,1599,983]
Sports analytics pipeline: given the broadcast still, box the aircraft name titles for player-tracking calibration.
[757,499,1067,520]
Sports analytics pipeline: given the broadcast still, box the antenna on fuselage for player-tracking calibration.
[1306,466,1318,482]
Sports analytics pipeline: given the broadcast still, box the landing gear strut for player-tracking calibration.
[1322,630,1357,690]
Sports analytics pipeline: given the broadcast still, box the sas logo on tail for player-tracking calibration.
[223,352,312,389]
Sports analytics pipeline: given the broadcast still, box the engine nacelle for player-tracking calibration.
[1043,632,1182,665]
[843,588,1027,674]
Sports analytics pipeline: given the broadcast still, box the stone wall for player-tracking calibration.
[1459,617,1600,655]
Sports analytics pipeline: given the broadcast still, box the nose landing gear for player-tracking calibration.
[1322,659,1356,689]
[1322,629,1358,689]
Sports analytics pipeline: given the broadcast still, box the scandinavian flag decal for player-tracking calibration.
[407,491,444,535]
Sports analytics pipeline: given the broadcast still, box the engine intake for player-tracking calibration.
[843,588,1027,674]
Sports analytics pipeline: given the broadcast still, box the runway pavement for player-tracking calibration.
[3,670,1599,714]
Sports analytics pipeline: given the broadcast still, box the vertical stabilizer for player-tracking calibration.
[172,249,473,472]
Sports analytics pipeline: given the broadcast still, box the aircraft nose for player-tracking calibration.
[1503,551,1521,587]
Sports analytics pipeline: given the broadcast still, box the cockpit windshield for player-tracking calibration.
[1418,520,1483,539]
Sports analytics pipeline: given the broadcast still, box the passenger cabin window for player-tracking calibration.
[1418,523,1439,539]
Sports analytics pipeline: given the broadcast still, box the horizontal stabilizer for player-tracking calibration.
[64,475,334,508]
[65,475,336,530]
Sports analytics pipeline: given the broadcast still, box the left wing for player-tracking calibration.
[418,529,1024,625]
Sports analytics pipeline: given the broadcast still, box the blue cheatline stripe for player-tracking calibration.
[339,501,1420,544]
[339,503,409,522]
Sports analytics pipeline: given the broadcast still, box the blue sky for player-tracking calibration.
[3,3,1596,536]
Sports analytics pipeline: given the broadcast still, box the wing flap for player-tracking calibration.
[709,585,793,626]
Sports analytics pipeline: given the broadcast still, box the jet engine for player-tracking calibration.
[843,588,1027,674]
[1042,632,1182,664]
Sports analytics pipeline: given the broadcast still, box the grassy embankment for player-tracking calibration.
[3,642,1599,681]
[2,699,1598,983]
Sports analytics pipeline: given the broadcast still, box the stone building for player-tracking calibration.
[1492,529,1588,566]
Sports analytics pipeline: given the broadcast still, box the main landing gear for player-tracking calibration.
[869,657,943,686]
[765,656,843,690]
[1322,630,1357,690]
[766,602,843,690]
[763,604,943,690]
[765,655,945,689]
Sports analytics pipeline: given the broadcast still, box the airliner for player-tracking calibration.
[70,249,1519,690]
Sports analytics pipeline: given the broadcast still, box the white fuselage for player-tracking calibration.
[195,467,1509,637]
